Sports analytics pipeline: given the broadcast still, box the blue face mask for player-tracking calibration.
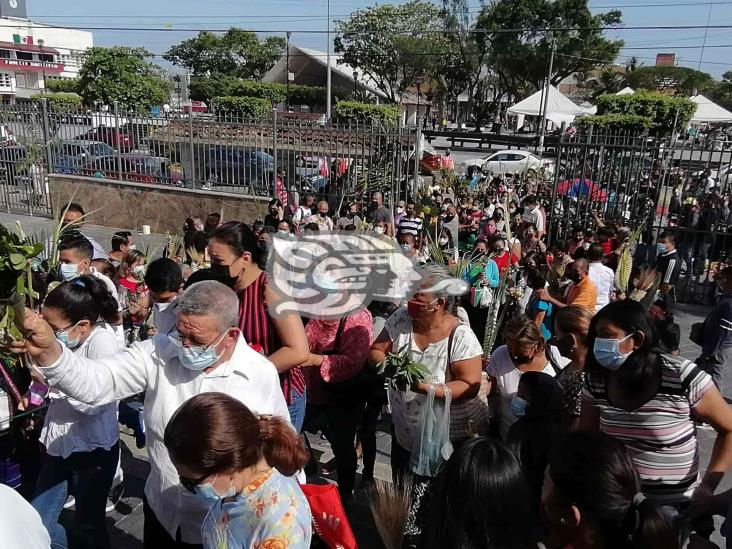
[593,333,634,371]
[56,322,81,350]
[657,243,667,255]
[511,395,528,418]
[175,331,228,371]
[59,263,80,281]
[194,475,237,503]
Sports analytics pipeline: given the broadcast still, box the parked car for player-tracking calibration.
[205,146,273,188]
[461,150,552,175]
[48,140,116,174]
[74,126,136,151]
[80,155,156,184]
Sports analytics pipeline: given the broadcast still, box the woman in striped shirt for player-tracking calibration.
[580,301,732,531]
[185,222,310,431]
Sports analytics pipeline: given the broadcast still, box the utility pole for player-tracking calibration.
[326,0,332,123]
[286,31,291,111]
[538,36,556,156]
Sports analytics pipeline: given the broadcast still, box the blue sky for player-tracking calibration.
[24,0,732,78]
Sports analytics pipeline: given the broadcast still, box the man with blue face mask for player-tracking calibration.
[10,280,290,548]
[654,231,681,316]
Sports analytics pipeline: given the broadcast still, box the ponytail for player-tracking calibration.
[629,495,679,549]
[43,274,118,324]
[164,392,307,480]
[258,415,309,476]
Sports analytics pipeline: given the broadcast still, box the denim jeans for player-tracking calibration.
[287,388,307,433]
[31,442,119,549]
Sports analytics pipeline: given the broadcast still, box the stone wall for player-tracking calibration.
[48,175,268,233]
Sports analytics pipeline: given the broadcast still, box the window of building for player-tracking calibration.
[16,51,33,61]
[39,53,54,63]
[0,73,12,87]
[15,74,26,88]
[0,49,10,59]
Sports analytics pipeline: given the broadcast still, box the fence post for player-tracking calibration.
[39,98,53,217]
[413,125,422,199]
[272,108,278,199]
[114,101,123,183]
[188,111,195,188]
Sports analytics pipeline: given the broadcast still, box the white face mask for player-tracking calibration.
[154,298,177,312]
[374,226,385,235]
[439,237,449,246]
[128,244,137,251]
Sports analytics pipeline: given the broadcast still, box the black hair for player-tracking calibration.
[144,258,183,294]
[343,224,357,232]
[58,233,94,261]
[587,242,604,262]
[420,437,542,549]
[268,198,282,209]
[585,300,657,397]
[111,231,132,252]
[526,267,547,291]
[304,222,320,232]
[548,431,678,549]
[211,221,266,269]
[64,202,84,215]
[43,274,118,324]
[658,231,675,246]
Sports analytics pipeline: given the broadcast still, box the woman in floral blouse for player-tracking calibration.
[164,393,311,549]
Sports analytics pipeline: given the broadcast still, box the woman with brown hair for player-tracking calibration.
[486,316,557,440]
[185,221,310,431]
[164,392,311,549]
[552,305,594,430]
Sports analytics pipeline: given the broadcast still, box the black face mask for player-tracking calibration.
[269,210,278,216]
[444,214,455,222]
[565,272,580,283]
[319,211,328,218]
[493,247,504,254]
[210,263,237,286]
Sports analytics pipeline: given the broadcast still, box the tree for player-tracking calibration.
[477,0,623,101]
[580,66,628,98]
[595,91,696,134]
[46,78,79,94]
[164,29,285,79]
[77,47,170,110]
[625,66,713,96]
[708,71,732,111]
[334,1,446,102]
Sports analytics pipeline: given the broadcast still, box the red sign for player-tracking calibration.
[656,53,676,67]
[0,59,64,73]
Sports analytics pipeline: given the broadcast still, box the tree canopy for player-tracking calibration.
[77,47,170,110]
[334,0,446,102]
[164,29,285,79]
[625,65,713,96]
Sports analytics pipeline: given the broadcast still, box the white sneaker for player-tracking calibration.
[63,495,75,509]
[106,484,124,513]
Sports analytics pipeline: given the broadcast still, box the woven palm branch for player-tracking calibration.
[367,477,412,549]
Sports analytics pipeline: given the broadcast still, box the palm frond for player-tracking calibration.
[367,477,412,549]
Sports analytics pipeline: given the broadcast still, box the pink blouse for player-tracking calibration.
[303,308,373,405]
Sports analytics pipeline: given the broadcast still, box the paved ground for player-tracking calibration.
[2,211,728,547]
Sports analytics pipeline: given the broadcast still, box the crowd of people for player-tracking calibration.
[2,178,732,549]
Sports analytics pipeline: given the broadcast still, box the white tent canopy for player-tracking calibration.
[507,85,586,127]
[616,87,635,96]
[690,94,732,123]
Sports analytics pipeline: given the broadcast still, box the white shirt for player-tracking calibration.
[292,205,312,224]
[41,323,121,458]
[41,334,290,544]
[385,308,486,450]
[588,261,615,312]
[88,267,125,346]
[487,345,556,440]
[0,484,51,549]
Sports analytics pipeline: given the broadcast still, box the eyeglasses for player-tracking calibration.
[179,472,209,494]
[167,328,227,351]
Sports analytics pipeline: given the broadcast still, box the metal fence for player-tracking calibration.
[0,102,419,218]
[545,129,732,304]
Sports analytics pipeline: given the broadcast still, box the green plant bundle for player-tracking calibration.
[378,344,429,392]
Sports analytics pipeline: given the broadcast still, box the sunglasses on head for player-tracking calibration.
[179,472,209,494]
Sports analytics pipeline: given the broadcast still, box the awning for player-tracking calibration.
[690,94,732,123]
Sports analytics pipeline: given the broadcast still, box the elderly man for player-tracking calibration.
[371,191,394,236]
[12,281,289,548]
[536,258,597,312]
[307,200,335,231]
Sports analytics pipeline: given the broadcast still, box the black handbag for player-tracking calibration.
[690,322,705,346]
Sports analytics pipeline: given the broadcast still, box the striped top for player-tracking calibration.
[237,271,305,404]
[583,354,714,504]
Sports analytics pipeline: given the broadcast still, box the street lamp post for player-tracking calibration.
[38,39,46,94]
[286,31,291,112]
[416,80,422,127]
[353,70,358,100]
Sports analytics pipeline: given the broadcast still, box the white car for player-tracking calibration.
[462,150,554,176]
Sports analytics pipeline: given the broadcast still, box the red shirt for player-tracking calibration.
[494,252,518,272]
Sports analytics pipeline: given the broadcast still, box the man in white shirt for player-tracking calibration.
[587,243,615,312]
[12,281,290,546]
[522,195,545,237]
[58,234,125,346]
[0,484,51,549]
[292,194,315,230]
[61,202,107,260]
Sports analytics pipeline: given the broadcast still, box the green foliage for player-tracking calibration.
[334,101,400,124]
[46,78,79,94]
[164,29,285,79]
[377,344,430,392]
[212,96,271,120]
[706,71,732,112]
[595,91,696,135]
[77,47,170,111]
[477,0,623,99]
[625,66,713,96]
[334,0,446,102]
[576,114,654,132]
[189,75,329,107]
[31,92,83,110]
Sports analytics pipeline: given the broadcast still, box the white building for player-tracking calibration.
[0,17,93,101]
